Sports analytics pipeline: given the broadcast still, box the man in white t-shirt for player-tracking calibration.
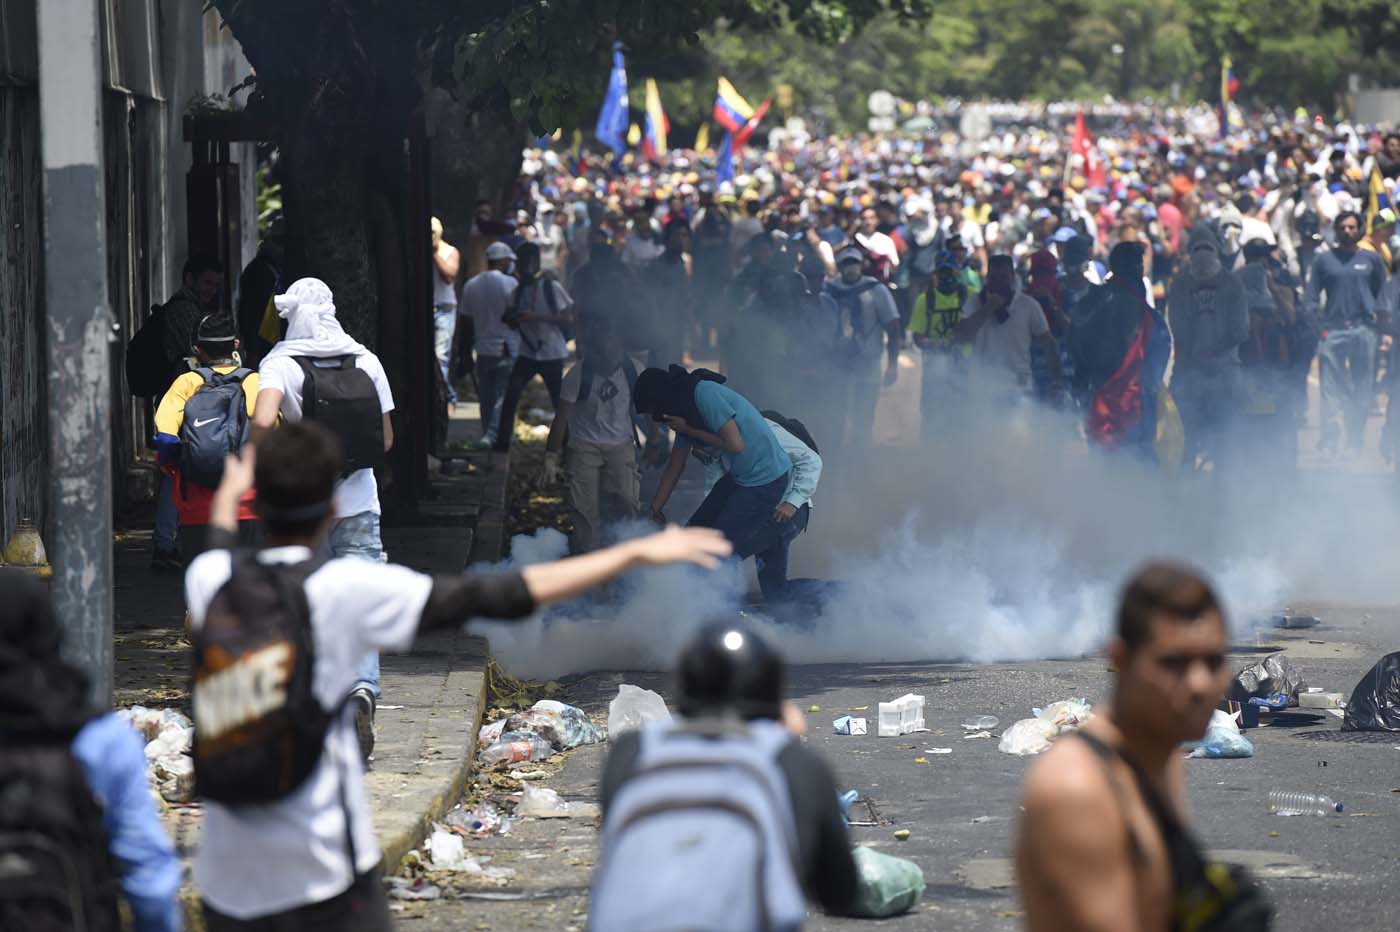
[460,242,521,449]
[955,254,1063,399]
[187,422,730,930]
[544,320,643,552]
[250,277,395,760]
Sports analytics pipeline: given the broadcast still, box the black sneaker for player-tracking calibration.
[151,549,184,572]
[350,688,376,762]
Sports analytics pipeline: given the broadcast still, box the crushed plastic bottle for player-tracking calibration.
[478,732,555,766]
[1267,791,1342,816]
[961,715,999,732]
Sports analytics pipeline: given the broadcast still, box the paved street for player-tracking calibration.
[393,601,1399,931]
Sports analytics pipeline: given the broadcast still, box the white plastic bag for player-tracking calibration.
[1187,709,1255,759]
[998,717,1060,756]
[607,684,672,736]
[515,784,600,819]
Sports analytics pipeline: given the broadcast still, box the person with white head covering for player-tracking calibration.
[250,277,397,759]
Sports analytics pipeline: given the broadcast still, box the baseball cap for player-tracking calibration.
[485,241,515,262]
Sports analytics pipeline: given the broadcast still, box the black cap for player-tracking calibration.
[675,619,783,721]
[195,313,237,347]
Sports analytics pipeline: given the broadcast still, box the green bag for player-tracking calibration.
[849,846,926,918]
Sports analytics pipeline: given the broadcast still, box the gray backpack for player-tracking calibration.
[589,718,807,932]
[179,367,251,491]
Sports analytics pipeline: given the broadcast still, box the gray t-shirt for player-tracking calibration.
[560,357,641,446]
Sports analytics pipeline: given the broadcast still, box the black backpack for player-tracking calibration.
[179,367,252,492]
[191,553,335,805]
[0,744,122,932]
[759,409,819,455]
[125,303,172,399]
[294,356,386,475]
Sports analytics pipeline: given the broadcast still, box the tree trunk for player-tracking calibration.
[430,94,527,249]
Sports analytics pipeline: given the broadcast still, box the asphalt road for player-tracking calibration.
[392,603,1399,931]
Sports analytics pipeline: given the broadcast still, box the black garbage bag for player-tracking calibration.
[1227,654,1306,707]
[1343,652,1400,732]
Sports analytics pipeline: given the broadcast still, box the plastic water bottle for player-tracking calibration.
[1266,790,1343,816]
[479,734,554,766]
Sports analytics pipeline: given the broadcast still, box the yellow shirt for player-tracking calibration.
[155,363,259,439]
[1359,238,1393,274]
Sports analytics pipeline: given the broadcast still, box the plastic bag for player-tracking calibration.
[607,684,672,736]
[1034,699,1093,729]
[1229,655,1306,707]
[504,701,606,751]
[998,717,1060,756]
[1343,651,1400,732]
[1187,709,1255,759]
[848,846,925,918]
[515,784,600,819]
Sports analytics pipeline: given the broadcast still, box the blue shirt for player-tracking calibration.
[677,382,791,487]
[71,714,183,932]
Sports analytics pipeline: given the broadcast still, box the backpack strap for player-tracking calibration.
[577,358,596,405]
[195,367,216,384]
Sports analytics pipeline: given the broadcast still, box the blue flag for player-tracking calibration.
[594,44,629,156]
[716,131,734,184]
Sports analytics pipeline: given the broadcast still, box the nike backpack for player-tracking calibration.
[191,553,336,804]
[179,367,252,491]
[0,744,122,932]
[588,718,807,932]
[294,356,386,475]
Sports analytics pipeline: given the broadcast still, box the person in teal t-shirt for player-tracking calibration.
[635,366,792,557]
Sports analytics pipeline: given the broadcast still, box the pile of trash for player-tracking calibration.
[1186,709,1254,759]
[607,684,671,735]
[998,699,1093,756]
[477,699,607,767]
[116,706,195,802]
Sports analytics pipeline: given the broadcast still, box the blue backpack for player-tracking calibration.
[179,367,251,492]
[589,718,806,932]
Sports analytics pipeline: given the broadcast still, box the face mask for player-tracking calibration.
[1191,250,1222,278]
[841,265,862,284]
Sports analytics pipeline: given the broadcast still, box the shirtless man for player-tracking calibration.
[1015,563,1269,932]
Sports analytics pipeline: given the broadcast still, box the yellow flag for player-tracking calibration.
[257,295,281,345]
[694,123,710,154]
[1366,164,1385,233]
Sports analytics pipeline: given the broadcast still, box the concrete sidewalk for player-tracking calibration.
[111,408,511,921]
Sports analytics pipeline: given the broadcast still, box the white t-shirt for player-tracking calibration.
[461,270,520,357]
[560,357,641,446]
[258,351,395,519]
[185,547,433,919]
[961,289,1048,381]
[518,278,573,361]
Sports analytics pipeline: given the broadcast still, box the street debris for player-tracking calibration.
[515,784,600,819]
[508,769,549,781]
[963,731,993,739]
[833,716,868,735]
[1269,613,1319,629]
[913,757,928,764]
[1298,691,1344,710]
[849,846,925,917]
[116,705,196,802]
[1343,652,1400,733]
[386,877,442,900]
[893,829,911,840]
[808,705,822,712]
[478,699,606,766]
[444,802,512,837]
[923,747,952,755]
[1230,655,1306,707]
[971,816,993,823]
[962,715,1000,731]
[999,699,1093,756]
[426,827,517,880]
[877,693,927,737]
[1187,709,1254,759]
[607,684,672,736]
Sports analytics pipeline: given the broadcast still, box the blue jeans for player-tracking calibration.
[1318,324,1378,452]
[474,353,516,447]
[155,473,179,552]
[747,503,810,602]
[688,472,791,557]
[328,512,385,698]
[434,306,457,404]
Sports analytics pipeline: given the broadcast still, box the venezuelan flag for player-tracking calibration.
[1087,301,1173,462]
[642,78,669,160]
[714,77,755,135]
[1218,55,1240,139]
[1366,163,1388,233]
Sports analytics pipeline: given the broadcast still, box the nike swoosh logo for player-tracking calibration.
[192,417,219,428]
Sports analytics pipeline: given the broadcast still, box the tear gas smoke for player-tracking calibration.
[476,376,1400,680]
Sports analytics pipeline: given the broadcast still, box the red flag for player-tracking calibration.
[733,98,771,149]
[1072,113,1108,191]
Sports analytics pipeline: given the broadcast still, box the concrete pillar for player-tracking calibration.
[37,0,113,706]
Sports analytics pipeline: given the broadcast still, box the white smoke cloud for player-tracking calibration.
[474,368,1400,681]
